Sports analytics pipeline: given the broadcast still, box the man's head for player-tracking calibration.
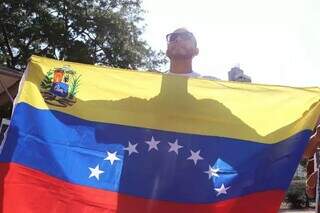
[166,28,199,60]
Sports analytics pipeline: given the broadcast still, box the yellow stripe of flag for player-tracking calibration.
[17,55,320,144]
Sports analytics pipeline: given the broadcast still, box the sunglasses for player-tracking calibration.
[166,32,195,43]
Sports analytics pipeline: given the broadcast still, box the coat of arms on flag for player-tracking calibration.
[40,66,81,107]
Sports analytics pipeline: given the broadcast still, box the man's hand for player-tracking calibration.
[303,124,320,159]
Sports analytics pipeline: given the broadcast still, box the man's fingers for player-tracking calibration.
[310,124,320,140]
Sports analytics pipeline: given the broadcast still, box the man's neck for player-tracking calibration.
[169,59,193,74]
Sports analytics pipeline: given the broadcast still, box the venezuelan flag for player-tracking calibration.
[0,55,320,213]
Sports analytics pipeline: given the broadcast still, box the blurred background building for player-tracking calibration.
[228,65,252,83]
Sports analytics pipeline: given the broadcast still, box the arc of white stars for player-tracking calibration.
[204,166,220,179]
[145,136,160,151]
[88,164,104,180]
[168,139,183,155]
[124,141,139,156]
[214,184,231,196]
[104,151,121,165]
[187,150,204,165]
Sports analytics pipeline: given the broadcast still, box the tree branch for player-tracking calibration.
[83,31,99,46]
[1,23,14,67]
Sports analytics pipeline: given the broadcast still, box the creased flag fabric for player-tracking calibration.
[1,55,320,213]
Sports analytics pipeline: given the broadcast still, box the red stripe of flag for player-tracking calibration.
[0,163,284,213]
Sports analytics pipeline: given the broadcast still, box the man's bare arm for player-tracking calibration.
[303,124,320,159]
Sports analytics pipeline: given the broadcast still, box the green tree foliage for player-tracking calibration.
[0,0,167,70]
[284,181,309,209]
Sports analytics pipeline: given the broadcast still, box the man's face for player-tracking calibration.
[166,29,199,60]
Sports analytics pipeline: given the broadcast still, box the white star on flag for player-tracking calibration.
[214,184,231,196]
[88,164,104,180]
[145,136,160,151]
[168,139,183,155]
[124,141,138,156]
[204,166,220,179]
[187,150,204,165]
[104,151,121,165]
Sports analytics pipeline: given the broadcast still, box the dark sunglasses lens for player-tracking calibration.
[167,32,193,42]
[168,34,178,42]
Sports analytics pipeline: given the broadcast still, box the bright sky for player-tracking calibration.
[142,0,320,87]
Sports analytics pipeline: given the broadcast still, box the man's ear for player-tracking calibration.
[193,48,199,56]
